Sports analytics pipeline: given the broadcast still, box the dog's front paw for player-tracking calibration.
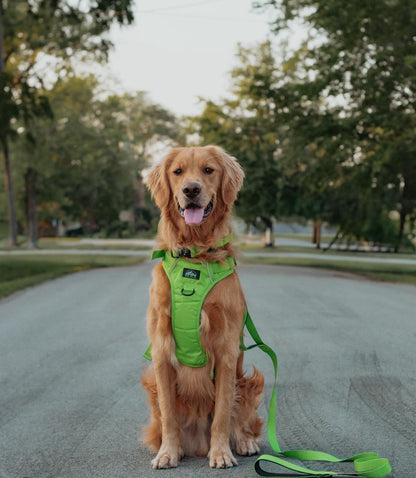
[151,444,184,469]
[209,446,238,468]
[236,438,260,456]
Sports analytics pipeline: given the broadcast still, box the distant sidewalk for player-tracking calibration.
[1,246,415,265]
[240,250,416,265]
[60,238,157,247]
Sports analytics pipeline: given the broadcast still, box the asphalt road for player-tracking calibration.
[0,263,414,478]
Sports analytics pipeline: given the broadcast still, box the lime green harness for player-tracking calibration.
[144,248,235,367]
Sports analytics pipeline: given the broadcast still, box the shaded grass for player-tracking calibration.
[0,254,145,299]
[0,238,152,251]
[241,255,416,286]
[38,240,151,251]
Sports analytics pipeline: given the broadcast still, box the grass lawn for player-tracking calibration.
[0,237,154,251]
[37,239,152,251]
[241,254,416,286]
[0,254,145,299]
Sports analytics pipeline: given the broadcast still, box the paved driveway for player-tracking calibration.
[0,263,414,477]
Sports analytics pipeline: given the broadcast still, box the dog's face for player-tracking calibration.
[168,148,221,225]
[146,146,244,226]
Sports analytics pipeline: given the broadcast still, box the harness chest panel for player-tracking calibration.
[147,251,235,367]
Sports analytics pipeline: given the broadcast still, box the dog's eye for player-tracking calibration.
[204,167,214,175]
[173,168,182,176]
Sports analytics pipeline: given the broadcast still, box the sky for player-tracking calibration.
[105,0,275,117]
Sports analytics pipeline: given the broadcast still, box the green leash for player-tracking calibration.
[241,311,392,478]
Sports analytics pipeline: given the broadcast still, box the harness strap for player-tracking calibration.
[242,311,392,478]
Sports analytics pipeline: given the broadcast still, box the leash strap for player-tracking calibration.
[242,311,392,478]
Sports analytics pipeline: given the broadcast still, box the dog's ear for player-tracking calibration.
[144,154,174,209]
[208,146,245,205]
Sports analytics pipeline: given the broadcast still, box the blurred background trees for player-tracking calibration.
[3,74,182,242]
[0,0,182,245]
[188,0,416,250]
[255,0,416,251]
[0,0,135,245]
[1,0,415,251]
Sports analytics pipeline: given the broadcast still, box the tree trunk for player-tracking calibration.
[261,217,274,247]
[395,207,407,253]
[324,228,341,252]
[2,138,18,246]
[312,219,322,249]
[25,167,38,248]
[0,4,18,246]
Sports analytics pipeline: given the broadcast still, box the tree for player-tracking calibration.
[12,75,133,238]
[229,40,340,248]
[101,91,183,164]
[190,42,282,246]
[13,75,183,238]
[255,0,416,250]
[90,91,183,233]
[0,0,134,246]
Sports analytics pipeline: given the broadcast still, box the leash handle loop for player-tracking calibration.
[242,311,392,478]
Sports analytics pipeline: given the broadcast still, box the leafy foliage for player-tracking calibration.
[11,75,182,236]
[189,42,281,242]
[0,0,135,244]
[250,0,416,249]
[1,0,135,142]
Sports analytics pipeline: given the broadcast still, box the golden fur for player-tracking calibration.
[141,146,264,469]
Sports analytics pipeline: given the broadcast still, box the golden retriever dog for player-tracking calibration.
[141,146,264,469]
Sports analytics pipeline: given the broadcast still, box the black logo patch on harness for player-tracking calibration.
[183,268,200,280]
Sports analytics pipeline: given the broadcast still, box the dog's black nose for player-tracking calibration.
[182,182,201,199]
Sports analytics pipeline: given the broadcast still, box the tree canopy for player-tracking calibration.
[6,74,182,239]
[188,43,283,245]
[1,0,134,245]
[251,0,416,249]
[2,1,415,250]
[190,1,416,249]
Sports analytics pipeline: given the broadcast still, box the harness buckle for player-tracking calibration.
[180,248,192,258]
[171,248,192,259]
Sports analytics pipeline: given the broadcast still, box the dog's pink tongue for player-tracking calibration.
[184,208,204,225]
